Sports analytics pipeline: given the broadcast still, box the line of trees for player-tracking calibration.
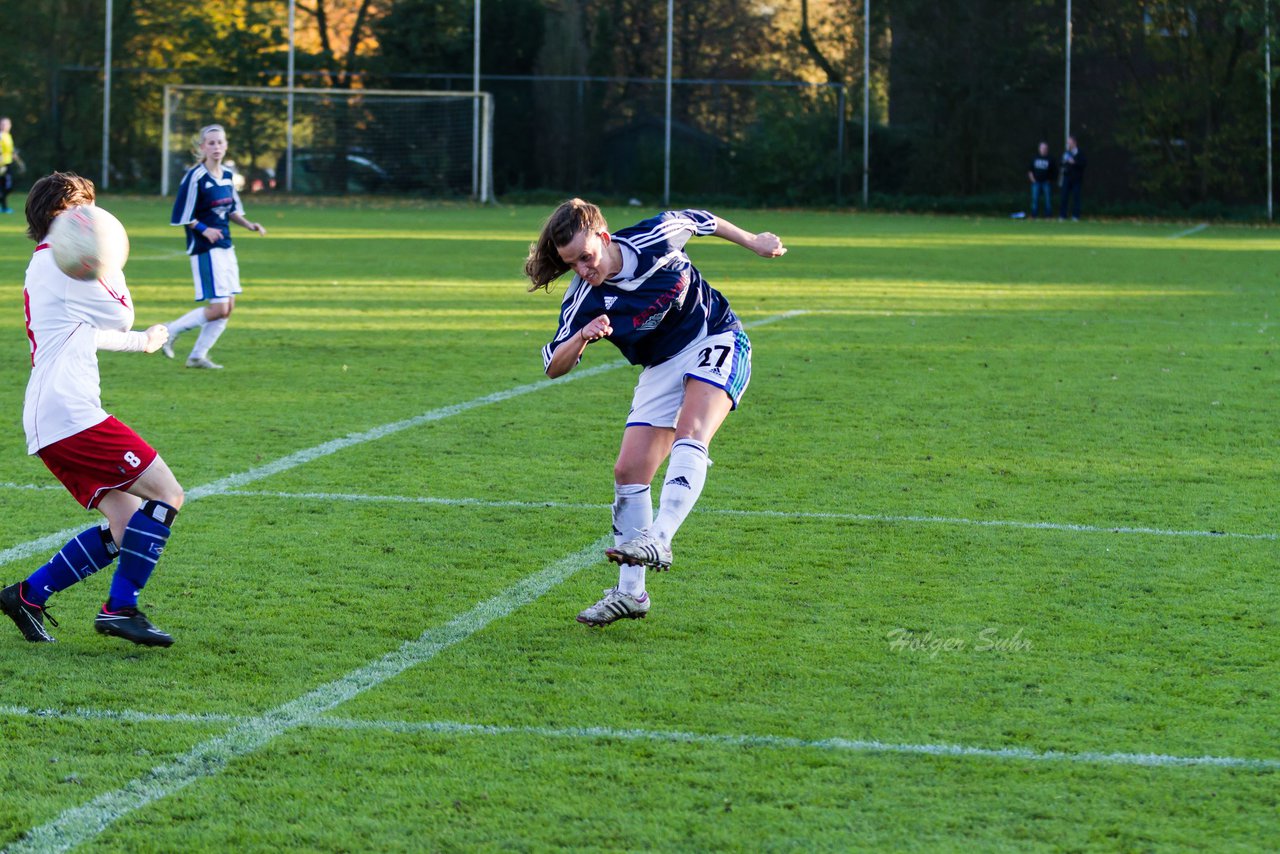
[0,0,1274,212]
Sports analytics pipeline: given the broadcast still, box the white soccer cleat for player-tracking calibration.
[605,531,673,571]
[186,355,223,369]
[577,587,650,627]
[160,326,175,359]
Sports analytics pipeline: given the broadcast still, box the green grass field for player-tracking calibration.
[1,199,1276,852]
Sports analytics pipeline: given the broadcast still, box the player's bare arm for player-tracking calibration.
[711,216,786,258]
[230,212,266,235]
[546,314,612,378]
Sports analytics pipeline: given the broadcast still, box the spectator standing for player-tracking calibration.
[1059,136,1086,221]
[1027,141,1055,219]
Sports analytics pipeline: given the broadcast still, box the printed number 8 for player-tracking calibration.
[124,451,142,468]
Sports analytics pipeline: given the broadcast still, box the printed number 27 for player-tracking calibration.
[698,345,731,369]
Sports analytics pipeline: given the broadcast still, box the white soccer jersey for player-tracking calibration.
[22,244,147,454]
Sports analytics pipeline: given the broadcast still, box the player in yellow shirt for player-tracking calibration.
[0,116,25,214]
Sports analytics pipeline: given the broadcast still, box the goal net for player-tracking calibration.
[162,84,493,201]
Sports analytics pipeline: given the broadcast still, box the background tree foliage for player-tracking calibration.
[1099,1,1265,206]
[0,0,1273,211]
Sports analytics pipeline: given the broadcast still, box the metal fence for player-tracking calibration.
[36,67,851,205]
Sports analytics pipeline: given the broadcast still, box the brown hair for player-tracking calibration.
[26,172,96,243]
[523,198,607,292]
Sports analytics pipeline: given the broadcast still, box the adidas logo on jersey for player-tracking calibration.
[665,475,691,489]
[604,296,618,309]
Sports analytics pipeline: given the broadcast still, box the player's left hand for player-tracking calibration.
[249,222,267,236]
[753,232,787,258]
[142,324,169,354]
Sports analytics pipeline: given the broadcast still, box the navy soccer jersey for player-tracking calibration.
[170,164,244,255]
[541,210,742,370]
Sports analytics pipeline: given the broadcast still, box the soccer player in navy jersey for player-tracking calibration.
[1,172,184,646]
[160,124,266,369]
[525,198,786,627]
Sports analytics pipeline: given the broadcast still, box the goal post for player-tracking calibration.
[161,84,494,202]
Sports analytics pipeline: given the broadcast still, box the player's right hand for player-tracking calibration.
[143,324,170,354]
[203,227,224,243]
[581,314,613,342]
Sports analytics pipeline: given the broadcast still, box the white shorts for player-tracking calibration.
[190,247,242,302]
[626,329,752,429]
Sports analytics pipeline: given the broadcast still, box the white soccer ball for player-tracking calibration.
[48,205,130,281]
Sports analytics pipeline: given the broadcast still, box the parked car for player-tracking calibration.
[275,149,389,194]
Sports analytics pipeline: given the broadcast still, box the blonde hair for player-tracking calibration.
[524,199,608,292]
[191,124,227,163]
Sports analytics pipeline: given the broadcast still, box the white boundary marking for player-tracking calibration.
[0,310,804,570]
[5,481,1275,543]
[213,489,1278,542]
[0,482,62,492]
[1168,223,1208,239]
[0,704,1274,772]
[2,538,610,854]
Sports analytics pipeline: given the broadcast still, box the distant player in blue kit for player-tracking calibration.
[160,124,267,369]
[525,198,786,627]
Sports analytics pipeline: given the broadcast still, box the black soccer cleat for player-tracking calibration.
[94,605,174,647]
[0,582,58,643]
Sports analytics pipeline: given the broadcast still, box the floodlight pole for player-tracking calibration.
[1267,0,1274,221]
[472,0,481,199]
[862,0,870,207]
[663,0,673,206]
[286,0,296,192]
[102,0,113,189]
[1064,0,1072,147]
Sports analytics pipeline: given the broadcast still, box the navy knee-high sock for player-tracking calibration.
[24,526,119,605]
[107,501,178,611]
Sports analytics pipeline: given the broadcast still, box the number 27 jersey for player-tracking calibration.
[541,209,741,371]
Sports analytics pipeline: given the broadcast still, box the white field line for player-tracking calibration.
[1,704,1275,772]
[1168,223,1209,239]
[215,489,1279,542]
[1,538,610,854]
[0,482,62,491]
[0,310,805,570]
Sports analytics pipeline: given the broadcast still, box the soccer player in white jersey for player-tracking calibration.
[1,172,185,647]
[525,198,786,627]
[160,124,266,369]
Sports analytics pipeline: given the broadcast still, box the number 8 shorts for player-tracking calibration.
[626,329,752,429]
[37,415,159,509]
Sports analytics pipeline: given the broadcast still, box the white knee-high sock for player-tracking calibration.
[169,307,208,335]
[651,438,709,545]
[613,483,652,596]
[190,318,228,359]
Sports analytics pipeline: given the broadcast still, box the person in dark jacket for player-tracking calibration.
[1027,141,1056,219]
[1058,136,1086,221]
